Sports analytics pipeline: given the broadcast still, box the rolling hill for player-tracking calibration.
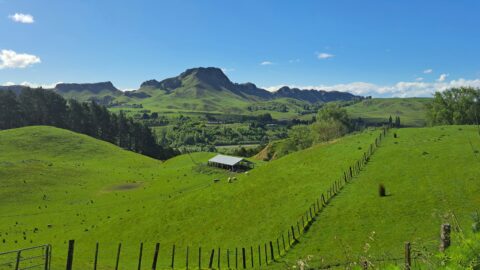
[1,67,363,119]
[1,125,477,269]
[282,125,480,268]
[345,98,431,127]
[0,125,378,269]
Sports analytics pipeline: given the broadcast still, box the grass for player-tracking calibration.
[110,89,316,120]
[0,126,379,269]
[280,125,480,268]
[345,98,432,127]
[2,125,477,269]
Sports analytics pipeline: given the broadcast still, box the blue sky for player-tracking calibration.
[1,0,480,97]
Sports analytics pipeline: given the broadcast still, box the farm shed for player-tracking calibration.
[208,154,254,171]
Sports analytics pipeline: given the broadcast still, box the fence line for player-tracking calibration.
[14,127,389,270]
[0,244,51,270]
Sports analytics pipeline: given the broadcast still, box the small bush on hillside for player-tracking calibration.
[379,184,386,197]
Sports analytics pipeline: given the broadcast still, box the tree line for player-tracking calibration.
[0,87,178,160]
[427,87,480,126]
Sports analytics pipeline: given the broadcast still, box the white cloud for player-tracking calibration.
[415,77,424,82]
[8,13,34,24]
[437,73,449,82]
[221,67,235,73]
[2,81,62,89]
[423,69,433,74]
[0,49,41,69]
[263,78,480,98]
[316,52,334,59]
[260,61,273,66]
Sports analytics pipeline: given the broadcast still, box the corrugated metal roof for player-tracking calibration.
[208,154,244,166]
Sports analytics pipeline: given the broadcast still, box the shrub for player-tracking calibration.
[379,184,386,197]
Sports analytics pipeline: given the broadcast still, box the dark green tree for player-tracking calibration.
[0,90,22,129]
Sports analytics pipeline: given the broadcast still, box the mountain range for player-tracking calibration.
[1,67,363,116]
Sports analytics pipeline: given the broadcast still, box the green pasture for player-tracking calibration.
[0,126,379,269]
[280,126,480,268]
[345,98,431,127]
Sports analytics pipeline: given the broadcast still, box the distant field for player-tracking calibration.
[0,126,379,269]
[281,126,480,268]
[109,96,317,121]
[346,98,431,127]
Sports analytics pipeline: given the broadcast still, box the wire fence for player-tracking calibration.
[0,245,51,270]
[2,127,391,270]
[55,127,392,269]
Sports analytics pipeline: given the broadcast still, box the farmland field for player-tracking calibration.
[0,126,380,269]
[281,125,480,268]
[345,98,431,127]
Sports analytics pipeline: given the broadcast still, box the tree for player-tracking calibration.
[0,90,22,129]
[317,103,350,127]
[388,115,393,126]
[426,87,480,125]
[288,125,314,150]
[395,116,401,128]
[0,87,178,160]
[311,104,350,142]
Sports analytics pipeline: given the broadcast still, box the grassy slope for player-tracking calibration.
[346,98,431,127]
[0,126,378,269]
[280,126,480,268]
[111,89,314,120]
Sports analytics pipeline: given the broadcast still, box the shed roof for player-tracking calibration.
[208,154,245,166]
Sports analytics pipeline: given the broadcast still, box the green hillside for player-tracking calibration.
[1,125,477,269]
[281,126,480,268]
[0,126,378,269]
[346,98,431,127]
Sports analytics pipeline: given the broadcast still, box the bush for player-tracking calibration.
[379,184,386,197]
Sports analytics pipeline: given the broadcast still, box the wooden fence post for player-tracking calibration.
[198,247,201,270]
[405,242,411,270]
[440,223,451,252]
[171,245,176,269]
[93,242,99,270]
[227,249,230,269]
[152,243,160,270]
[66,240,75,270]
[217,248,221,270]
[291,226,296,242]
[269,241,275,262]
[15,250,21,270]
[44,245,50,270]
[137,243,143,270]
[264,244,267,265]
[250,246,254,268]
[282,234,286,252]
[235,248,238,269]
[242,248,246,269]
[258,245,261,266]
[208,249,215,269]
[115,243,121,270]
[186,246,189,270]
